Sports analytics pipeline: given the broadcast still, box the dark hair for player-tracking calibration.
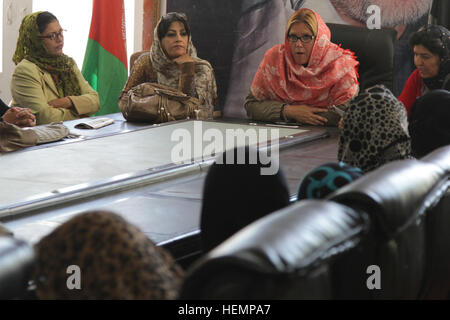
[157,12,190,41]
[409,25,450,60]
[37,11,58,34]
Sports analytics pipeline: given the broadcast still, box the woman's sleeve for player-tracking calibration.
[11,62,78,125]
[178,62,196,96]
[244,91,284,122]
[0,99,8,118]
[68,63,100,116]
[398,71,420,116]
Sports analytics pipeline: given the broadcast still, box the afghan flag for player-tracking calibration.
[82,0,128,116]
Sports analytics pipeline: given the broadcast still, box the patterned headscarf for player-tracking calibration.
[34,211,184,299]
[297,162,363,200]
[338,85,412,173]
[13,12,81,97]
[250,8,359,108]
[150,16,217,106]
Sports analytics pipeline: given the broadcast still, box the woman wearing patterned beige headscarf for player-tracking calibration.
[120,12,218,108]
[34,211,184,300]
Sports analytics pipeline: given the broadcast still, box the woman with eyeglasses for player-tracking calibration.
[398,25,450,116]
[10,11,100,125]
[119,12,217,111]
[245,8,359,126]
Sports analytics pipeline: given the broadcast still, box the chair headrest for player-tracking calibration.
[327,23,397,92]
[181,200,366,299]
[330,159,447,236]
[421,145,450,173]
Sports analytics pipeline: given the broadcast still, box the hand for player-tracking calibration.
[48,97,73,109]
[284,104,328,126]
[2,107,36,127]
[172,54,194,67]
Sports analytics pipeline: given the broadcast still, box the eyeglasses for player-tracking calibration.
[287,34,315,44]
[39,30,66,41]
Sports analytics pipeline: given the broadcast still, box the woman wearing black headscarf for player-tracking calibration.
[408,89,450,158]
[200,146,290,252]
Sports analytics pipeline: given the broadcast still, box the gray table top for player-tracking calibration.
[1,114,338,261]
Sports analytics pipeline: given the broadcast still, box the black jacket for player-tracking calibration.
[0,99,9,119]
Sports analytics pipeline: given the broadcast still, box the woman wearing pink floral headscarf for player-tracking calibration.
[245,8,359,126]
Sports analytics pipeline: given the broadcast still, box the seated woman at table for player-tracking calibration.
[10,12,100,125]
[0,98,36,127]
[245,8,359,126]
[119,12,217,109]
[398,25,449,116]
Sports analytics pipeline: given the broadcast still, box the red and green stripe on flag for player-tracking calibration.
[82,0,128,116]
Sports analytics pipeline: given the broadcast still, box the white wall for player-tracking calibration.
[0,0,32,103]
[0,1,3,73]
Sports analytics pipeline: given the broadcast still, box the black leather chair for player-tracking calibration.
[327,23,397,93]
[0,237,35,299]
[179,200,367,299]
[421,145,450,173]
[329,159,449,299]
[417,146,450,299]
[180,157,450,300]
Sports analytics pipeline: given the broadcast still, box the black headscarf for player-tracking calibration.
[200,146,290,252]
[408,89,450,158]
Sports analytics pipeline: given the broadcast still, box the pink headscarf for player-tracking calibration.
[250,9,359,108]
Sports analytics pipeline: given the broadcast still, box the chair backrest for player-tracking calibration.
[417,145,450,299]
[129,50,148,72]
[180,200,367,299]
[421,145,450,173]
[329,159,449,299]
[327,23,397,93]
[0,237,35,299]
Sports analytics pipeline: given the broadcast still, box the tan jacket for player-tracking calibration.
[244,89,358,127]
[11,59,100,125]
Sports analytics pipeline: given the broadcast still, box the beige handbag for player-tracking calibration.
[119,82,200,123]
